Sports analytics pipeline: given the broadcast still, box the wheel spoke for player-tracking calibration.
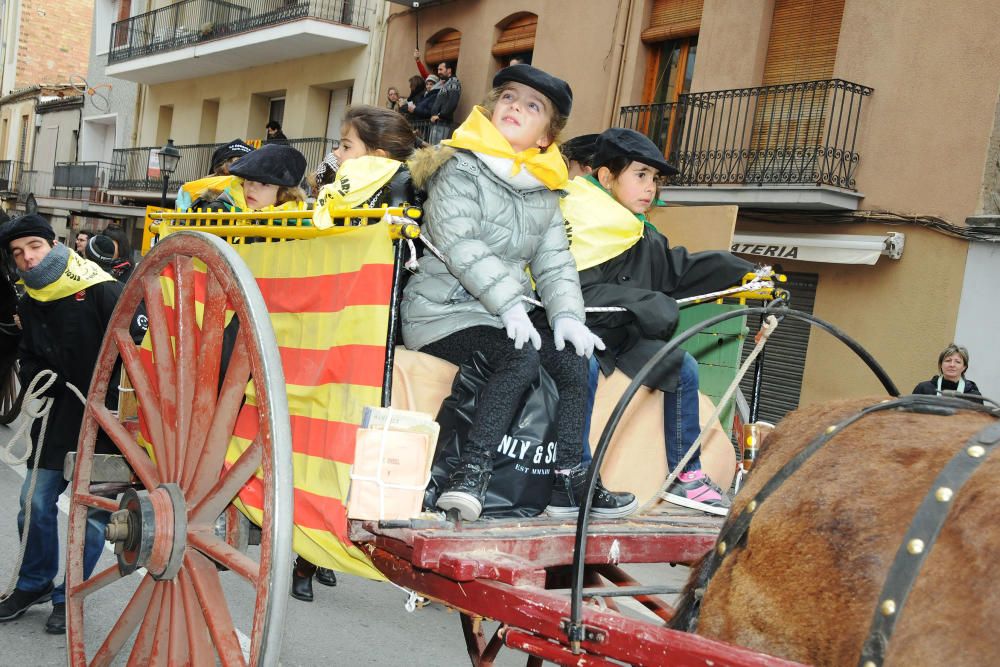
[166,574,190,666]
[126,579,164,667]
[68,562,123,600]
[185,550,248,667]
[89,574,155,667]
[181,270,227,490]
[189,436,261,526]
[73,492,118,513]
[173,256,198,484]
[177,568,215,666]
[113,329,164,454]
[142,273,178,482]
[89,401,159,491]
[188,528,259,585]
[186,332,250,504]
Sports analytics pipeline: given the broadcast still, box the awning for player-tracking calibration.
[731,232,904,265]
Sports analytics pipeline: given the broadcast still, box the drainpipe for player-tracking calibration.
[602,0,638,127]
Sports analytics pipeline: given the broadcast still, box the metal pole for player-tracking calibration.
[160,173,168,209]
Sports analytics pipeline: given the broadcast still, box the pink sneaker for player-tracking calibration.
[664,470,731,516]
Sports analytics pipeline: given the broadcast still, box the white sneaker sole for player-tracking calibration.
[436,491,483,521]
[545,496,639,520]
[663,492,729,516]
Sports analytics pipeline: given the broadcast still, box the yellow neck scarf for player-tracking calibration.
[443,106,568,190]
[313,156,401,230]
[24,251,115,302]
[561,176,645,271]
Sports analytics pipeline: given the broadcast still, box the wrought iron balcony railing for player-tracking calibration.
[618,79,873,190]
[0,160,25,196]
[109,0,371,64]
[52,161,125,202]
[408,118,456,146]
[109,137,338,193]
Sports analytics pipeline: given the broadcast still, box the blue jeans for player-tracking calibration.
[17,467,110,604]
[580,355,600,465]
[664,352,702,473]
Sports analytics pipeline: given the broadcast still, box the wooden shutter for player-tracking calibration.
[425,29,462,66]
[492,14,537,57]
[748,0,846,180]
[762,0,844,85]
[641,0,703,43]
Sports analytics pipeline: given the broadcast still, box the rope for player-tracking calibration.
[0,370,87,601]
[639,315,780,514]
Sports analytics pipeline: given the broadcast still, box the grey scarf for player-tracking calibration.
[18,243,70,289]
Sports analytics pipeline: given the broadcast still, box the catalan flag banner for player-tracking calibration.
[139,223,395,580]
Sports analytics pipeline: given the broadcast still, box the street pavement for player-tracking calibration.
[0,415,689,665]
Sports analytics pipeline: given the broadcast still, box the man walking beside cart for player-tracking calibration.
[0,214,121,634]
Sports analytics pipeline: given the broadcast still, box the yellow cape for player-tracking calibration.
[443,106,568,190]
[24,250,115,302]
[313,156,402,230]
[561,176,645,271]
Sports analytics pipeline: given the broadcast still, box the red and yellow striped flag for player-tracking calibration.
[140,223,396,580]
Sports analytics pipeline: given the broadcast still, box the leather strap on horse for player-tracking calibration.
[670,394,999,633]
[857,417,1000,667]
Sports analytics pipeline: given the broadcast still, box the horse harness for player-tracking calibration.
[670,394,1000,667]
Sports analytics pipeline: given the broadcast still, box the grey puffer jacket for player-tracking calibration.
[401,147,584,350]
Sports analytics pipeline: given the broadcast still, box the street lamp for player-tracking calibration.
[157,139,181,208]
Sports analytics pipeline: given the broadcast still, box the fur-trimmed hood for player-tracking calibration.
[406,145,457,190]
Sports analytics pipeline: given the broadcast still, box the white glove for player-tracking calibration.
[500,303,541,351]
[553,317,606,358]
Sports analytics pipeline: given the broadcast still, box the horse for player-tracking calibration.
[671,395,1000,666]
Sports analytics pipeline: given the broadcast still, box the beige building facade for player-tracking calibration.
[380,0,1000,413]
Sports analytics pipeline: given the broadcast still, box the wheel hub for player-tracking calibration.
[105,483,187,580]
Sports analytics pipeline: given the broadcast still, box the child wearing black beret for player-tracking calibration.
[401,65,637,521]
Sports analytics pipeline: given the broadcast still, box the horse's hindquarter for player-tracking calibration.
[697,397,1000,667]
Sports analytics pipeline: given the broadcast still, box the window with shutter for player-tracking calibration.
[641,0,703,43]
[748,0,846,183]
[492,13,536,66]
[425,29,462,67]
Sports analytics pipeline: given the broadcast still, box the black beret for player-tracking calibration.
[493,64,573,117]
[229,143,307,187]
[0,213,56,247]
[560,133,600,166]
[593,128,679,176]
[86,234,118,267]
[211,139,254,172]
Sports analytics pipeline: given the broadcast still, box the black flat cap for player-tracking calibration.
[593,128,678,176]
[0,213,56,247]
[560,133,599,166]
[211,139,254,172]
[229,143,307,187]
[493,64,573,117]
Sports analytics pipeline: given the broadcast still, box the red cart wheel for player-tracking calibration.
[65,231,294,666]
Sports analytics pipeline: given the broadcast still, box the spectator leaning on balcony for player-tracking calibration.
[428,61,462,141]
[264,120,289,145]
[399,75,427,119]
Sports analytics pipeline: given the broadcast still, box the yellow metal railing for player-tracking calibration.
[142,203,422,255]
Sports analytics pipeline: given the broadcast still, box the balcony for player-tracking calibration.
[109,137,337,196]
[618,79,874,210]
[0,160,25,199]
[106,0,372,84]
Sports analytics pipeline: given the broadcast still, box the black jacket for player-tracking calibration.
[913,376,982,399]
[580,226,753,392]
[18,279,122,469]
[430,77,461,121]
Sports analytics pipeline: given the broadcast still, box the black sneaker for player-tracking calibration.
[315,567,337,587]
[436,462,492,521]
[546,465,638,519]
[0,583,54,622]
[44,603,65,635]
